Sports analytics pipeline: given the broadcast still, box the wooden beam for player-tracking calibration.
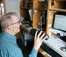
[38,48,51,57]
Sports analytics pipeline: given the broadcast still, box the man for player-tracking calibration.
[0,12,45,57]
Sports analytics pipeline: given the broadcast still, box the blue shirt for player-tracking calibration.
[0,32,38,57]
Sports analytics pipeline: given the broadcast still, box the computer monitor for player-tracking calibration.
[52,13,66,32]
[52,13,66,42]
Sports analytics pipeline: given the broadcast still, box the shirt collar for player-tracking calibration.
[2,32,16,41]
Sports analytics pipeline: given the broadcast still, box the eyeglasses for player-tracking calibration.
[11,20,22,25]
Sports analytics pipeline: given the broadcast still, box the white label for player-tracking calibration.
[48,24,52,27]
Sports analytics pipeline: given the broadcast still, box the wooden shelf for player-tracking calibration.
[24,2,33,4]
[39,0,45,2]
[24,0,33,3]
[39,0,45,1]
[55,0,66,1]
[48,8,66,12]
[20,7,32,9]
[39,8,66,12]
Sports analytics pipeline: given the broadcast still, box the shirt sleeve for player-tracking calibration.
[29,48,38,57]
[0,47,9,57]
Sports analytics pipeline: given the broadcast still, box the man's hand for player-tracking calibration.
[33,30,45,50]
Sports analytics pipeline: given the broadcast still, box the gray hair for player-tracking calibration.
[0,12,17,30]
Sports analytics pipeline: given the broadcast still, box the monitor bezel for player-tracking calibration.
[52,12,66,32]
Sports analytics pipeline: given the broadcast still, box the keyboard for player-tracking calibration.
[43,36,66,57]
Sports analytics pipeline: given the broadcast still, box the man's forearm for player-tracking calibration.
[29,48,38,57]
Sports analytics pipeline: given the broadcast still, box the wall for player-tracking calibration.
[5,0,20,17]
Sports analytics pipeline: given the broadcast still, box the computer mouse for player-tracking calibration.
[60,47,66,52]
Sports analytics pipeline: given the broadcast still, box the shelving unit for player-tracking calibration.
[20,0,33,25]
[20,0,44,28]
[20,0,48,57]
[38,0,66,57]
[46,0,66,34]
[20,0,66,57]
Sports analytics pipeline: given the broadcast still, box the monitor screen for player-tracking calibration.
[52,14,66,32]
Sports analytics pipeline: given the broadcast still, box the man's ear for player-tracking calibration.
[7,25,10,30]
[7,25,12,30]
